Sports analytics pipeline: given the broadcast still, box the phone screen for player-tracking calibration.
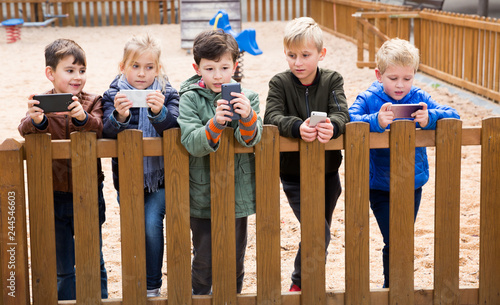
[221,83,241,120]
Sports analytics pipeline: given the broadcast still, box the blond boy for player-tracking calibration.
[264,17,350,291]
[349,38,460,287]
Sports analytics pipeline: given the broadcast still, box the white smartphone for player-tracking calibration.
[309,111,328,127]
[119,90,155,108]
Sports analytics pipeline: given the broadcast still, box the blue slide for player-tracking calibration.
[209,10,263,56]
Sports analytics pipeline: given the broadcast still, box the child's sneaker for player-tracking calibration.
[289,284,301,292]
[147,288,161,297]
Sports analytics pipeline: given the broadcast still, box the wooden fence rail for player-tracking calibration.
[1,119,499,305]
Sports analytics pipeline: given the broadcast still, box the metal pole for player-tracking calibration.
[478,0,489,17]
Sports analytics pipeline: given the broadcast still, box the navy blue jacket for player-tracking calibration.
[102,75,180,191]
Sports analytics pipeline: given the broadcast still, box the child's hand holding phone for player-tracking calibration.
[411,102,429,127]
[114,92,133,122]
[145,90,165,115]
[378,102,395,129]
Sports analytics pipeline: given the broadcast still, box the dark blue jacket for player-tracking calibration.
[102,75,180,191]
[349,81,460,191]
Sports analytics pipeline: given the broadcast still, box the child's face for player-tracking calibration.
[193,52,236,93]
[285,40,326,85]
[376,64,415,101]
[121,51,159,90]
[45,55,86,95]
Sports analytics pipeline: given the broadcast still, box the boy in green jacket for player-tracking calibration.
[264,17,350,291]
[177,30,263,295]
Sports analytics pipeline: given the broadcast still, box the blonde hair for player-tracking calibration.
[120,34,168,89]
[283,17,323,52]
[376,38,420,75]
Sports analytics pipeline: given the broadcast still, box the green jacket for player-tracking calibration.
[264,68,350,176]
[178,75,263,219]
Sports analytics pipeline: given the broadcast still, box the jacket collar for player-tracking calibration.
[291,67,321,87]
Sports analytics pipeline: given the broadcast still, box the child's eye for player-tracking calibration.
[133,64,139,68]
[66,69,74,73]
[80,69,86,74]
[146,66,155,70]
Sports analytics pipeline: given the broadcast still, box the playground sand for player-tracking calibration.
[0,21,494,297]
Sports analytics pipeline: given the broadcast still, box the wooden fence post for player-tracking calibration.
[389,121,415,305]
[479,117,500,304]
[300,139,325,305]
[164,129,192,305]
[211,128,237,304]
[0,139,30,305]
[434,119,462,305]
[71,132,101,302]
[25,133,58,304]
[344,122,370,305]
[255,126,281,305]
[118,130,147,305]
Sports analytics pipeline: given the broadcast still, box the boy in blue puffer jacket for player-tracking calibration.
[349,38,459,288]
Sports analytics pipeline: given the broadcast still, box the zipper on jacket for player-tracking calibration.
[305,88,310,116]
[332,91,341,111]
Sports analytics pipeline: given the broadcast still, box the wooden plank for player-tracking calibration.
[210,128,237,304]
[299,139,326,305]
[269,0,274,21]
[284,0,289,20]
[418,64,500,102]
[71,132,101,303]
[477,27,484,87]
[356,18,364,68]
[255,126,281,305]
[93,1,99,26]
[344,122,370,305]
[434,119,461,305]
[85,1,91,26]
[497,32,500,92]
[479,117,500,304]
[163,129,192,305]
[25,134,58,304]
[389,121,415,305]
[0,139,30,305]
[117,130,147,305]
[277,0,281,21]
[247,0,251,22]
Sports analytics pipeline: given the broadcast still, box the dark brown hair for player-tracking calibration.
[192,30,239,65]
[45,39,86,69]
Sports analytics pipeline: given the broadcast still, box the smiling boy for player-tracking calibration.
[263,17,350,291]
[177,30,263,295]
[18,38,107,300]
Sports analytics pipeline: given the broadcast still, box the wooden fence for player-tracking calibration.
[0,0,309,26]
[1,119,499,305]
[309,0,500,103]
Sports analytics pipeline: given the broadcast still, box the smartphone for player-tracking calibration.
[221,83,241,121]
[33,93,73,113]
[309,111,328,127]
[391,104,423,119]
[119,89,156,108]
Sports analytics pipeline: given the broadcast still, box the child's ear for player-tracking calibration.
[375,68,383,82]
[319,47,326,61]
[232,61,238,74]
[45,66,55,82]
[192,63,201,76]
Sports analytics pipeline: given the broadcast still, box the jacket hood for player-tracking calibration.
[367,81,418,104]
[179,75,219,102]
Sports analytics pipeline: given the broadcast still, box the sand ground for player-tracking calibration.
[0,21,495,297]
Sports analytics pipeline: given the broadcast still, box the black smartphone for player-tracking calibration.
[33,93,73,113]
[391,104,423,119]
[221,83,241,121]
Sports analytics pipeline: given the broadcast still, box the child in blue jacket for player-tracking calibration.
[349,38,459,288]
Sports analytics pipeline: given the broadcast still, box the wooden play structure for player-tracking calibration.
[1,118,500,305]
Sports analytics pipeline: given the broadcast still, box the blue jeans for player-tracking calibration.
[53,183,108,300]
[117,188,166,290]
[190,217,248,295]
[369,187,422,288]
[280,172,342,289]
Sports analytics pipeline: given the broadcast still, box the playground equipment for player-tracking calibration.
[210,10,262,81]
[1,0,67,43]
